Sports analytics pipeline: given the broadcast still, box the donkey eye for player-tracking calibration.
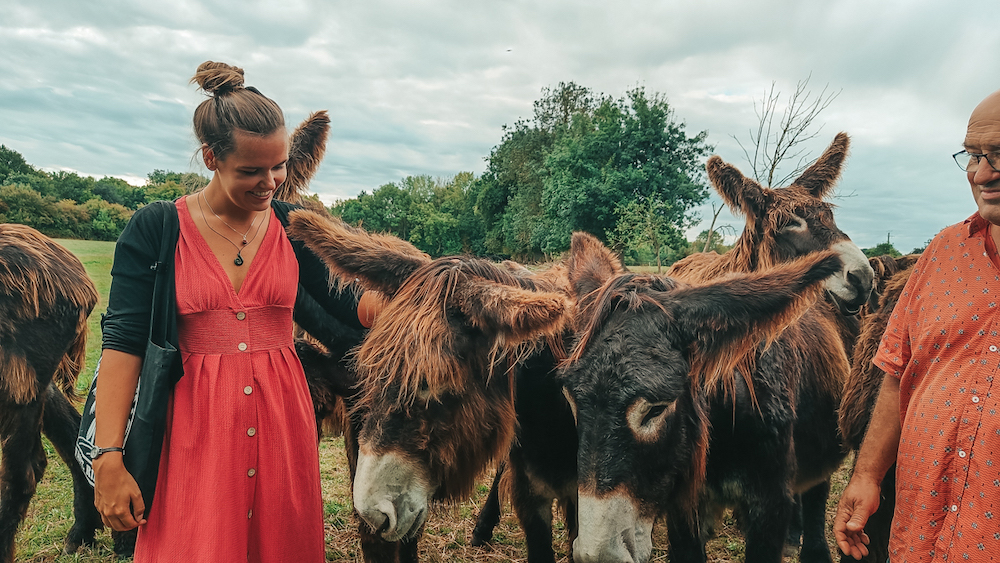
[642,404,668,426]
[627,398,676,442]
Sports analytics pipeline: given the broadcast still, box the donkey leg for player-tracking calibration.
[40,385,103,554]
[508,463,556,563]
[739,485,794,563]
[665,505,707,563]
[563,495,579,563]
[799,481,834,563]
[784,493,803,556]
[0,404,46,563]
[471,462,505,546]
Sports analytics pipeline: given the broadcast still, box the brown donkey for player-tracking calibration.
[0,224,100,562]
[287,210,580,563]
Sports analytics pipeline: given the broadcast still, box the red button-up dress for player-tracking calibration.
[876,213,1000,563]
[133,198,324,562]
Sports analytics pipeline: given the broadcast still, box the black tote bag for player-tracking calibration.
[76,201,180,511]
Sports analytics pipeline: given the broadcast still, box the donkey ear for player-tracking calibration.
[286,209,430,297]
[672,251,842,378]
[455,278,570,345]
[706,156,769,219]
[791,132,849,198]
[279,111,330,203]
[567,232,625,300]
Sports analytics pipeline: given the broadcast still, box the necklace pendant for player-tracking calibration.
[234,253,244,266]
[241,237,248,245]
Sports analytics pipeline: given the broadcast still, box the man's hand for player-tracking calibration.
[833,475,880,560]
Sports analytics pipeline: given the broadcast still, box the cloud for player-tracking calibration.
[2,0,996,254]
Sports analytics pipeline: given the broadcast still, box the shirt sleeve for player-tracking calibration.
[100,205,163,356]
[274,200,367,332]
[872,253,930,379]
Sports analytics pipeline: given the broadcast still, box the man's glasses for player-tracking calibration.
[953,150,1000,173]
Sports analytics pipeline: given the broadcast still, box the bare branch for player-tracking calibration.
[733,75,841,188]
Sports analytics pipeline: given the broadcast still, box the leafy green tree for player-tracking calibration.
[863,242,902,258]
[49,171,97,203]
[147,170,209,192]
[83,199,132,241]
[144,181,188,204]
[477,83,712,260]
[608,197,685,272]
[0,145,38,185]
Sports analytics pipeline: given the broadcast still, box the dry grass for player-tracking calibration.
[317,435,853,563]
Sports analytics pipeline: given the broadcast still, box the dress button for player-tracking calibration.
[991,345,997,352]
[247,427,256,437]
[238,342,248,351]
[952,504,959,512]
[244,386,253,395]
[973,396,981,403]
[959,450,966,458]
[248,468,256,477]
[236,311,246,321]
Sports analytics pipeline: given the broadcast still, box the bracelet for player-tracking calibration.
[90,446,124,460]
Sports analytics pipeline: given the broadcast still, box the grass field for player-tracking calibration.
[13,240,851,562]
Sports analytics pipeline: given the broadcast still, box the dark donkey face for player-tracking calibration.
[287,210,569,542]
[710,132,874,313]
[560,233,843,563]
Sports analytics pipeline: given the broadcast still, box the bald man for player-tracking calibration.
[835,88,1000,562]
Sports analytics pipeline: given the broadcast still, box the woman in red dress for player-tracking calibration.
[92,61,378,562]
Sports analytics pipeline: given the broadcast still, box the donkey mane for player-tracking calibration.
[354,256,567,410]
[568,254,837,398]
[0,224,98,402]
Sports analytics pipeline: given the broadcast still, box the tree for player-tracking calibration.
[0,145,37,185]
[735,75,840,188]
[477,83,712,260]
[608,197,685,272]
[863,232,902,258]
[702,76,841,251]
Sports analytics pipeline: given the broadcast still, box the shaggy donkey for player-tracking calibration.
[664,132,873,560]
[837,254,918,563]
[0,224,100,562]
[561,234,846,563]
[287,210,579,563]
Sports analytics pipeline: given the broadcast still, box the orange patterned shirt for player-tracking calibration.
[876,213,1000,563]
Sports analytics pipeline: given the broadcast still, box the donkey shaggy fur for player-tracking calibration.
[0,224,101,562]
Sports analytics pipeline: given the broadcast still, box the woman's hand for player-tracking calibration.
[93,453,146,531]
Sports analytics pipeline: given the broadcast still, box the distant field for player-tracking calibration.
[15,240,848,562]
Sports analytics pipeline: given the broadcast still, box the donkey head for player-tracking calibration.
[709,132,873,314]
[287,210,570,542]
[561,232,843,563]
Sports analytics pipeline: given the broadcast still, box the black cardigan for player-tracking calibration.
[101,198,365,374]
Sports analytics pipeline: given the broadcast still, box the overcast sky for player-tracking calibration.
[2,0,997,252]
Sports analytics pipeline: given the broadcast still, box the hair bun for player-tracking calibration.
[191,61,245,95]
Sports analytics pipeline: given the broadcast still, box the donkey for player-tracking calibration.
[561,232,847,563]
[0,223,101,562]
[836,254,918,563]
[286,210,579,563]
[665,132,873,557]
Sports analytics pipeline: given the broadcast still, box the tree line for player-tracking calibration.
[2,83,731,265]
[0,145,206,241]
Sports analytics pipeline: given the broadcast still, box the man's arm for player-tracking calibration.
[833,373,902,560]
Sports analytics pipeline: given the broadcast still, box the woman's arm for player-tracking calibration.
[92,349,147,531]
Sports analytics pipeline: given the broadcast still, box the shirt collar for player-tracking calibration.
[965,212,992,238]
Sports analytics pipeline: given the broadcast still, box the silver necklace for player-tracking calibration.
[197,192,265,266]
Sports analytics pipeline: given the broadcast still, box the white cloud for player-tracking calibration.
[2,0,996,254]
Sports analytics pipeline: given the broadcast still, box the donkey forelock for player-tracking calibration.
[354,256,568,410]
